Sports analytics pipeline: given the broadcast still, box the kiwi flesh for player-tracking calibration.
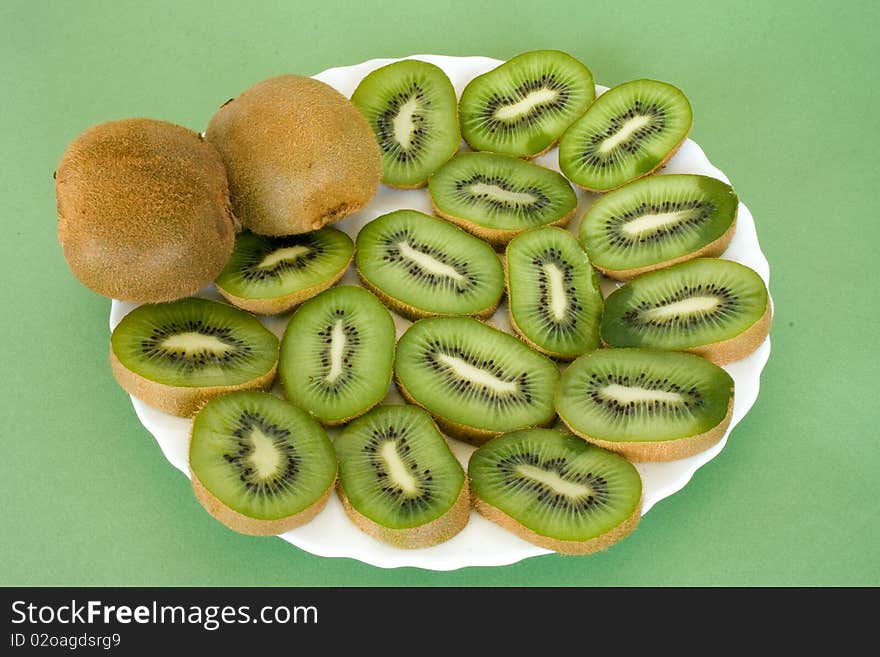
[355,209,504,320]
[468,429,642,555]
[110,297,279,417]
[394,317,560,444]
[206,74,381,235]
[579,174,739,279]
[459,50,595,158]
[505,227,604,360]
[351,59,460,188]
[428,152,578,246]
[556,348,734,461]
[600,258,771,365]
[278,286,395,425]
[334,404,469,548]
[215,228,354,315]
[189,391,337,536]
[559,79,693,192]
[55,118,236,303]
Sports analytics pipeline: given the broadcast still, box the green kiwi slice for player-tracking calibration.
[468,428,642,555]
[428,152,578,245]
[394,316,560,444]
[579,174,738,279]
[334,404,469,548]
[355,209,504,319]
[505,226,603,359]
[189,391,337,535]
[559,79,693,192]
[110,297,279,417]
[459,50,595,158]
[600,258,771,365]
[215,228,354,314]
[556,348,734,461]
[279,285,395,425]
[351,59,460,188]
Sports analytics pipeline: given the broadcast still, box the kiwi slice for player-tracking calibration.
[215,228,354,315]
[459,50,595,158]
[580,174,739,279]
[428,152,578,245]
[278,285,395,425]
[468,428,642,555]
[556,348,734,461]
[351,59,461,188]
[334,405,469,548]
[189,391,337,536]
[601,258,771,365]
[559,79,693,192]
[505,227,603,360]
[110,297,279,417]
[394,316,560,444]
[355,209,504,320]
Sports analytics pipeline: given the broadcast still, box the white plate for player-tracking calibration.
[109,55,772,570]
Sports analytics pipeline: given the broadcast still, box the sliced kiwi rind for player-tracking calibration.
[355,209,505,319]
[278,285,395,425]
[428,152,578,245]
[351,59,461,188]
[468,428,642,554]
[505,226,603,359]
[556,348,734,461]
[334,404,469,548]
[215,228,354,315]
[110,297,279,417]
[600,258,771,365]
[189,391,337,536]
[579,174,739,279]
[559,79,693,192]
[394,316,561,444]
[459,50,595,158]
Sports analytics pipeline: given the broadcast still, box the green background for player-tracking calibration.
[2,0,877,586]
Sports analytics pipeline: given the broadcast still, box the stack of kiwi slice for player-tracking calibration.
[76,49,772,558]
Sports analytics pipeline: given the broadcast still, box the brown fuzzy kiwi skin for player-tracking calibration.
[431,201,577,248]
[560,395,734,462]
[472,489,642,555]
[355,269,500,322]
[592,212,738,281]
[570,130,692,194]
[55,118,238,304]
[689,301,772,366]
[337,478,470,549]
[109,348,278,418]
[215,251,353,315]
[205,75,381,236]
[191,470,334,536]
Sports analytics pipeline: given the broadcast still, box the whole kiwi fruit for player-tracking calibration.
[55,118,238,303]
[206,75,382,236]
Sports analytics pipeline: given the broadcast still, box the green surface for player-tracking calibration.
[1,0,877,585]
